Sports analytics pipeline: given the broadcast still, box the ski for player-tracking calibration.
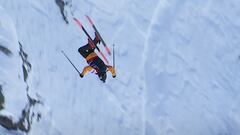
[73,18,109,64]
[85,15,111,56]
[73,17,109,64]
[61,50,81,75]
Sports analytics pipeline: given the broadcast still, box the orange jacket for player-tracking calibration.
[85,52,98,63]
[81,52,116,77]
[81,65,116,77]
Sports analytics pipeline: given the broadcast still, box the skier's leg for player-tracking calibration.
[93,32,101,45]
[78,44,94,58]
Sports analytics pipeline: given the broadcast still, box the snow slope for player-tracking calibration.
[145,0,240,134]
[0,0,239,135]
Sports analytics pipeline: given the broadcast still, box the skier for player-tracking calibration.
[78,33,116,83]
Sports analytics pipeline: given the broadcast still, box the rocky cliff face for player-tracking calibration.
[0,7,42,134]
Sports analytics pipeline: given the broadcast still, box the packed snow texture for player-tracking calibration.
[0,0,240,135]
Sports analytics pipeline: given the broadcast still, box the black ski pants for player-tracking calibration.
[78,44,94,58]
[78,37,99,58]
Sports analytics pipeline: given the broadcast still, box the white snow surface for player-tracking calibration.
[0,0,239,135]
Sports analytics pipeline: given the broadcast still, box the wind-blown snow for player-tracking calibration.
[145,0,240,134]
[0,0,239,135]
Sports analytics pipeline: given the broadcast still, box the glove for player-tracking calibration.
[79,73,84,78]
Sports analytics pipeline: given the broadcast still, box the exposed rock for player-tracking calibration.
[55,0,69,24]
[0,42,42,133]
[0,94,42,133]
[19,42,32,82]
[0,45,12,56]
[0,86,4,110]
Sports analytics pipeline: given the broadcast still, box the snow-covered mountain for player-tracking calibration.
[0,0,239,135]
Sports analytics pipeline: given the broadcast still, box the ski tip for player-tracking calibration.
[73,17,83,27]
[85,15,94,26]
[73,17,77,21]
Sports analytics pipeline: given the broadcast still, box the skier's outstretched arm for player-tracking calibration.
[107,66,116,78]
[80,66,93,78]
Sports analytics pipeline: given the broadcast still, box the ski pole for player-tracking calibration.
[61,50,80,74]
[113,44,115,68]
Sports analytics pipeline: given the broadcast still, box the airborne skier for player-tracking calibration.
[78,32,116,83]
[72,16,116,83]
[61,16,116,83]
